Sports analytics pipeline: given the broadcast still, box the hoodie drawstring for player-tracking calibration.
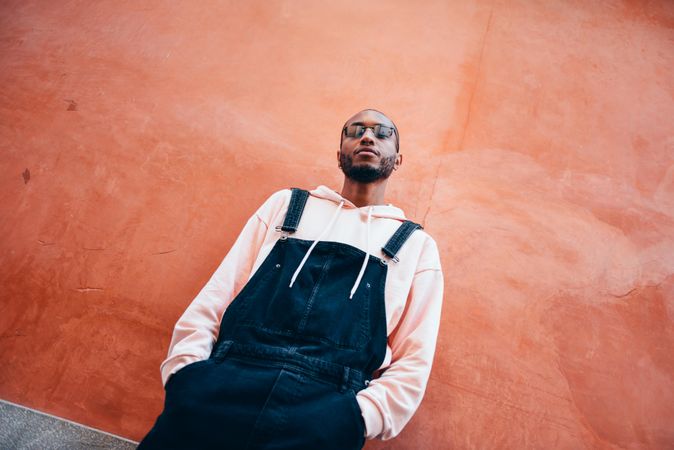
[288,201,373,301]
[349,206,372,300]
[289,200,345,288]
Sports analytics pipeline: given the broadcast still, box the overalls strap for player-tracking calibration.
[381,220,423,262]
[278,187,310,233]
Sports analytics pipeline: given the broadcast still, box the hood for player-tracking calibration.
[309,185,407,221]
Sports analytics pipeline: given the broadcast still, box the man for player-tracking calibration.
[138,109,444,449]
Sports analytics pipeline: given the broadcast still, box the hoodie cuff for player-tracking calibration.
[356,394,384,439]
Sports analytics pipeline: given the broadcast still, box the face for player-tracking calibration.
[338,110,402,183]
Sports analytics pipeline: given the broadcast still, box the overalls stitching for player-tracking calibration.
[296,251,335,334]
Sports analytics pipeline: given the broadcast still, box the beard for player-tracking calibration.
[339,152,397,183]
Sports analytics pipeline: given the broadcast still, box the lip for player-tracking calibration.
[355,147,379,156]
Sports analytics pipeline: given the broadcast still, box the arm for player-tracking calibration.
[158,200,274,387]
[356,238,444,440]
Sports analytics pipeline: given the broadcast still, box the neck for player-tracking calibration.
[339,178,389,207]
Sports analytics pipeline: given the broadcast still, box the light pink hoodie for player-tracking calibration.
[160,185,444,440]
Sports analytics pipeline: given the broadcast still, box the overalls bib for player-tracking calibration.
[139,189,422,450]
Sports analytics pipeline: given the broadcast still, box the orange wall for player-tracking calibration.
[1,1,673,448]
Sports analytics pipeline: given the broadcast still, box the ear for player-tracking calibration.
[394,153,403,169]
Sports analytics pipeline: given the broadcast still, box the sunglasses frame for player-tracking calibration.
[342,123,400,152]
[343,124,394,139]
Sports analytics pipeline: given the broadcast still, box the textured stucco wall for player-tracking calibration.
[1,1,673,448]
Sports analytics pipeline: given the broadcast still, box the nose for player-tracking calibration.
[359,127,376,145]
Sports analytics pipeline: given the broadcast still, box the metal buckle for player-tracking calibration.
[275,225,289,240]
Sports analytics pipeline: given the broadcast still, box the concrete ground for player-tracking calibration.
[0,399,137,450]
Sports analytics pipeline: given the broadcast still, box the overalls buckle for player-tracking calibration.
[275,225,290,240]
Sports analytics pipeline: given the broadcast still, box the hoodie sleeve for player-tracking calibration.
[159,190,288,387]
[355,236,444,440]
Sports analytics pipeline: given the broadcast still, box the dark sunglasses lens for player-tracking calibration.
[345,124,364,137]
[376,125,394,138]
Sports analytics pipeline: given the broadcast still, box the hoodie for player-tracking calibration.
[159,185,444,441]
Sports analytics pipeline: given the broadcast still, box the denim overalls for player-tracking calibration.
[139,188,422,450]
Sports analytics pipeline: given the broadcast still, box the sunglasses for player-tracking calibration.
[343,123,396,140]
